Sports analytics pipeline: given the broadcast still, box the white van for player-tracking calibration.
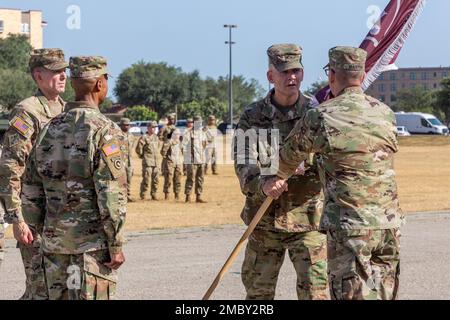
[395,112,449,135]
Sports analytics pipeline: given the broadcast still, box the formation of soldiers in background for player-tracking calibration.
[119,113,219,204]
[0,42,404,301]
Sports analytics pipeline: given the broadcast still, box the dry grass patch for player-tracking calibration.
[4,135,450,238]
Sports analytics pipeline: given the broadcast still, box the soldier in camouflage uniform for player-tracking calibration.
[162,129,184,201]
[234,44,328,300]
[136,121,160,201]
[119,118,136,202]
[265,46,404,300]
[161,124,183,201]
[159,114,177,199]
[204,115,218,175]
[183,116,207,203]
[21,56,127,300]
[0,49,69,299]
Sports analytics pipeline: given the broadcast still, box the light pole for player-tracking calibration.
[224,24,237,129]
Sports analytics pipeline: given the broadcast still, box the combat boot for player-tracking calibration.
[128,196,135,202]
[151,194,159,201]
[175,193,180,201]
[185,195,191,203]
[165,193,170,200]
[139,194,146,201]
[196,195,207,203]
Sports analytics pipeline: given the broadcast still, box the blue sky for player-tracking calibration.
[2,0,448,99]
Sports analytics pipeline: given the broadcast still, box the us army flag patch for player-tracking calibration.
[11,117,32,136]
[102,142,121,157]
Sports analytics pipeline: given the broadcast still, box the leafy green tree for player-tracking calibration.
[124,105,158,121]
[0,69,36,109]
[205,75,264,118]
[0,34,32,72]
[435,78,450,126]
[305,80,328,96]
[99,97,115,111]
[114,61,191,116]
[179,97,228,121]
[0,35,36,109]
[114,61,264,119]
[395,87,436,113]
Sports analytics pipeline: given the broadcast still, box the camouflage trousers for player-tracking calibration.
[18,231,48,300]
[204,147,217,174]
[185,164,204,196]
[242,229,329,300]
[140,165,159,198]
[327,228,401,300]
[43,249,117,300]
[126,166,133,197]
[163,161,182,195]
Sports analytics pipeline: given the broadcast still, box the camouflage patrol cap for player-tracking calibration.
[187,118,194,123]
[193,116,202,122]
[327,46,367,71]
[267,44,303,72]
[147,121,158,128]
[120,118,131,125]
[69,56,108,78]
[167,113,176,120]
[29,48,69,72]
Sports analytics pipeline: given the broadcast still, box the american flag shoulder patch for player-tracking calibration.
[11,116,32,136]
[102,141,121,157]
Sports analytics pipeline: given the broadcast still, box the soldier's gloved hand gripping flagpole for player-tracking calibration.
[203,0,426,300]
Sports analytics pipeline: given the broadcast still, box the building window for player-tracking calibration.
[0,21,4,33]
[391,83,397,92]
[410,72,416,80]
[402,73,405,78]
[421,72,427,80]
[21,23,30,34]
[390,73,396,81]
[378,84,385,92]
[391,95,397,102]
[434,83,438,89]
[379,74,385,80]
[443,72,449,78]
[434,72,438,77]
[380,95,386,102]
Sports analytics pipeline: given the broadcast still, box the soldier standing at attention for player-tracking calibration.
[183,116,207,203]
[183,118,194,176]
[119,118,136,202]
[159,114,177,199]
[164,129,184,201]
[264,46,404,300]
[204,115,219,176]
[136,121,160,201]
[20,56,127,300]
[0,49,68,300]
[234,44,329,300]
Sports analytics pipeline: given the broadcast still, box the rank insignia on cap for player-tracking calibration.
[102,142,121,157]
[11,117,31,136]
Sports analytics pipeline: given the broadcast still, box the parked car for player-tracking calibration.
[176,119,188,135]
[129,121,159,135]
[396,126,411,137]
[395,112,449,135]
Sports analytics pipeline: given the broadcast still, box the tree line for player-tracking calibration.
[1,35,449,125]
